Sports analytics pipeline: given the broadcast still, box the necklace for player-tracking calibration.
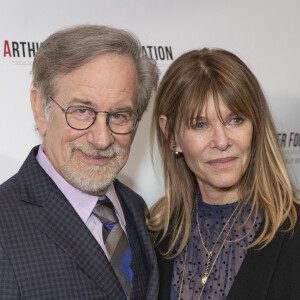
[178,199,243,300]
[196,200,241,286]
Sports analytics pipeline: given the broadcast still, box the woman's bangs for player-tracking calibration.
[178,78,212,129]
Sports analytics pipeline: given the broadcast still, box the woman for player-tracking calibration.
[148,48,300,300]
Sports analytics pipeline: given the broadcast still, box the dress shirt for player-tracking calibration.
[36,144,126,259]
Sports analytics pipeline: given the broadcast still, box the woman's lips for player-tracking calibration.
[207,156,237,169]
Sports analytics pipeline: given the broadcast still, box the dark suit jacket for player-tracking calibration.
[157,207,300,300]
[0,146,159,300]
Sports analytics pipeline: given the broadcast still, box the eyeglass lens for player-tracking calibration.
[65,106,137,134]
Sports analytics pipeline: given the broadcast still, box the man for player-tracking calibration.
[0,25,159,299]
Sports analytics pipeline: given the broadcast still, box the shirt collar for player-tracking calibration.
[36,145,125,225]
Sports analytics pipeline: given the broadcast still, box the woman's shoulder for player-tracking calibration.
[278,201,300,244]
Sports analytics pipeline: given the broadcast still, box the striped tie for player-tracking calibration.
[93,196,132,299]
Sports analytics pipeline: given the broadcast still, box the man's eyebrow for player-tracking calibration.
[68,98,94,106]
[112,105,135,111]
[68,98,135,111]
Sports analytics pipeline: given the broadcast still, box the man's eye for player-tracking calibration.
[110,112,129,124]
[69,107,94,120]
[111,113,123,119]
[77,109,89,114]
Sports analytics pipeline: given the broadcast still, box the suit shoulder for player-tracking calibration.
[0,174,25,236]
[0,146,40,200]
[0,173,20,201]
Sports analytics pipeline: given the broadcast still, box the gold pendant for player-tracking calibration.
[201,276,207,285]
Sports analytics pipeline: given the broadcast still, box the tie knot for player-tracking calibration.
[93,196,119,225]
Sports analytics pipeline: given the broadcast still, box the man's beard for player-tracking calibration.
[63,142,128,195]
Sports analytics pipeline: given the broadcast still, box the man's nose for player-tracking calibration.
[86,114,114,149]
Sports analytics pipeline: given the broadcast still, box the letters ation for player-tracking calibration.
[142,46,173,60]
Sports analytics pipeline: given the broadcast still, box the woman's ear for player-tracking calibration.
[159,115,182,153]
[159,115,168,138]
[159,115,174,150]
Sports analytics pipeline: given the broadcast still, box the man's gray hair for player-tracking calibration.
[32,24,159,117]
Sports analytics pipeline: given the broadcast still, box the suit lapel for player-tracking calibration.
[19,147,125,300]
[227,223,285,299]
[35,188,125,298]
[155,232,175,300]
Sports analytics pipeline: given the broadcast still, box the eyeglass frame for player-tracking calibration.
[49,96,140,135]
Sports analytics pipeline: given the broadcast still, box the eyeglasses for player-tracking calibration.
[49,97,140,135]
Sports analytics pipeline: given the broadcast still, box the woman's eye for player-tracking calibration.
[230,117,243,124]
[196,122,206,129]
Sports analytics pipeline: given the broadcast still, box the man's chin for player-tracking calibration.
[67,173,116,195]
[62,151,128,195]
[63,163,121,195]
[75,181,113,195]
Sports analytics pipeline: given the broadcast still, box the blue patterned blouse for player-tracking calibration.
[170,196,262,300]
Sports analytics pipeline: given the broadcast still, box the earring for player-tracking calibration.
[172,143,183,159]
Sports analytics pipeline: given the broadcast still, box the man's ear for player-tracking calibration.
[30,88,47,137]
